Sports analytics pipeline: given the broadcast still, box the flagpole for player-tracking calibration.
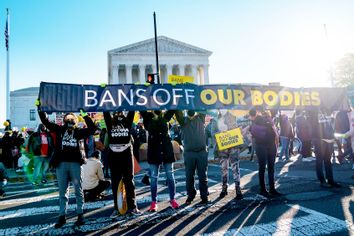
[5,8,10,120]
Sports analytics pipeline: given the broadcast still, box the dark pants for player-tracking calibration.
[255,143,277,191]
[314,140,334,183]
[301,140,312,157]
[108,148,137,211]
[84,180,111,200]
[184,151,208,199]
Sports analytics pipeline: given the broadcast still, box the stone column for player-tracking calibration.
[166,64,173,82]
[203,64,210,84]
[192,65,198,84]
[111,65,119,84]
[179,64,185,76]
[126,64,133,84]
[139,64,145,84]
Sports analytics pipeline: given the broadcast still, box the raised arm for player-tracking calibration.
[103,112,112,131]
[38,111,61,133]
[175,110,185,126]
[164,110,176,122]
[126,111,135,128]
[77,115,96,139]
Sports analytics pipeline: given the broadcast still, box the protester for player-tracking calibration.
[279,114,294,162]
[1,131,13,169]
[308,109,341,188]
[37,102,96,228]
[103,110,140,217]
[175,110,209,205]
[249,108,281,197]
[211,110,243,199]
[82,151,110,202]
[295,110,313,161]
[0,162,8,197]
[337,108,354,170]
[140,110,179,211]
[27,124,54,185]
[335,109,352,165]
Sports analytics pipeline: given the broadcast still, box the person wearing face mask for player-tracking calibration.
[37,101,96,228]
[175,110,209,205]
[140,110,179,211]
[211,110,243,200]
[103,110,140,217]
[27,123,54,185]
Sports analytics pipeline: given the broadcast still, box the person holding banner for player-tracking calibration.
[175,110,209,205]
[211,110,243,200]
[103,111,140,217]
[249,108,281,198]
[140,110,179,211]
[36,102,96,228]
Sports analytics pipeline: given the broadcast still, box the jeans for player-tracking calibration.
[149,162,176,202]
[56,161,84,216]
[33,156,49,183]
[279,137,290,160]
[314,140,334,183]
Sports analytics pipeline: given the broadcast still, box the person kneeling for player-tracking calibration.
[82,151,111,202]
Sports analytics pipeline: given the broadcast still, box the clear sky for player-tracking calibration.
[1,0,354,127]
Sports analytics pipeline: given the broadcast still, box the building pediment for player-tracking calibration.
[109,36,212,56]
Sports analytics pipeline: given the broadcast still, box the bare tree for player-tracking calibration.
[334,53,354,87]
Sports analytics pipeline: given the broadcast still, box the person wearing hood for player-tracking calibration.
[211,110,243,200]
[140,110,179,211]
[37,100,96,228]
[175,110,209,205]
[103,110,140,217]
[27,123,54,185]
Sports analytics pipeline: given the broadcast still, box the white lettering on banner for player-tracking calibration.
[136,89,147,106]
[172,88,183,105]
[153,88,171,106]
[111,125,129,137]
[85,90,98,107]
[99,90,117,107]
[118,89,134,106]
[185,89,195,105]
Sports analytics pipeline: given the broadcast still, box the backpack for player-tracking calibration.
[250,123,268,140]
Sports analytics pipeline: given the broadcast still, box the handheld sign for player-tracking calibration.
[215,128,244,151]
[168,75,194,84]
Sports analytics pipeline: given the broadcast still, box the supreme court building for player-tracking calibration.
[108,36,212,85]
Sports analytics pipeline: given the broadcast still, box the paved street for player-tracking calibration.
[1,154,354,236]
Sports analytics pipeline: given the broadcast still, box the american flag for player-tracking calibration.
[5,9,9,51]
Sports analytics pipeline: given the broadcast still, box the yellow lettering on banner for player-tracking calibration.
[218,89,232,105]
[263,90,278,107]
[294,91,301,106]
[251,90,263,106]
[233,90,246,105]
[311,91,321,106]
[215,128,244,151]
[200,89,218,105]
[280,91,293,106]
[302,92,311,106]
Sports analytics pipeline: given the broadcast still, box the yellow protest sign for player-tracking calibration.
[168,75,194,84]
[215,128,244,151]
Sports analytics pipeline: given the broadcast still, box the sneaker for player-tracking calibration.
[200,198,209,204]
[269,189,282,196]
[185,196,194,205]
[41,179,47,184]
[328,182,342,188]
[110,210,118,218]
[170,199,179,209]
[74,213,84,226]
[148,201,158,212]
[219,190,228,198]
[54,215,66,228]
[259,190,270,198]
[127,208,142,216]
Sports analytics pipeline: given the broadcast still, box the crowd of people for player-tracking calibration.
[0,101,353,228]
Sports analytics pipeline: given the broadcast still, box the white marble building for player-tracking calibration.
[10,87,40,129]
[108,36,212,85]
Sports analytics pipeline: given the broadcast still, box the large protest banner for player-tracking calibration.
[38,82,351,112]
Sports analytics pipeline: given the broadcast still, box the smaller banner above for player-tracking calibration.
[215,128,244,151]
[168,75,194,84]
